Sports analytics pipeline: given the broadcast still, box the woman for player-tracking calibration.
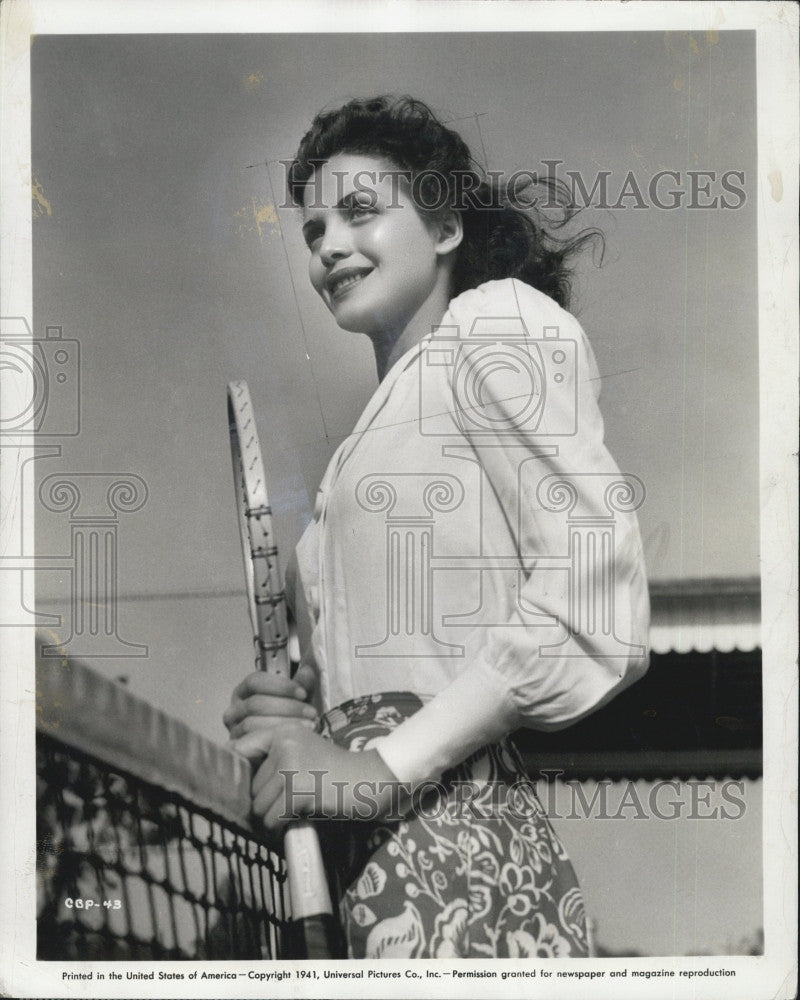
[225,96,649,959]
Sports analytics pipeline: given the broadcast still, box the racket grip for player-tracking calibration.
[283,821,343,958]
[284,913,344,960]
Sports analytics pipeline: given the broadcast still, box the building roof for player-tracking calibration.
[649,577,761,654]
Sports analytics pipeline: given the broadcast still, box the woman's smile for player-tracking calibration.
[326,265,374,302]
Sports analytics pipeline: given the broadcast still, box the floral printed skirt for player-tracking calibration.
[317,692,589,960]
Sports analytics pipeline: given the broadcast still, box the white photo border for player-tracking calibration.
[1,2,797,998]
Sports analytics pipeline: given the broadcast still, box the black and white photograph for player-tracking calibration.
[0,2,797,998]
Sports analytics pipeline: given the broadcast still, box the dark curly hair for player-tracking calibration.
[287,95,602,310]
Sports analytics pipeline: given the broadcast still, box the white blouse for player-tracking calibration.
[292,278,650,787]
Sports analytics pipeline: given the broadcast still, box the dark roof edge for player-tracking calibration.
[649,576,761,599]
[519,748,762,782]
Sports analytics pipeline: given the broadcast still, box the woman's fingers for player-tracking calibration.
[229,718,315,759]
[248,728,321,831]
[224,664,321,737]
[226,693,318,727]
[228,714,316,742]
[230,670,309,704]
[251,745,299,832]
[291,661,318,698]
[223,673,315,732]
[229,727,274,761]
[263,793,293,833]
[253,772,293,833]
[251,751,280,802]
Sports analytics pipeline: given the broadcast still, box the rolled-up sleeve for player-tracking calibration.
[374,280,650,788]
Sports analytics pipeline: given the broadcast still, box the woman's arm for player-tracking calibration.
[230,279,649,822]
[237,725,402,832]
[372,279,650,789]
[226,665,406,832]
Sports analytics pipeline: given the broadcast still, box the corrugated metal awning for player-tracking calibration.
[649,577,761,654]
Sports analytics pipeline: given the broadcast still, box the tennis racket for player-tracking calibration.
[227,380,341,959]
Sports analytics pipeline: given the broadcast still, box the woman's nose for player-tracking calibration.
[318,221,351,267]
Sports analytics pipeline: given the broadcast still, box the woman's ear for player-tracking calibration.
[434,209,463,257]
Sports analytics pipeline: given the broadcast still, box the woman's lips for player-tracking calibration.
[327,268,373,301]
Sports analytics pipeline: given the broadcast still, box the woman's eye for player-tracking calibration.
[347,197,377,218]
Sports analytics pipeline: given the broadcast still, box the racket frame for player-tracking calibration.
[227,380,337,949]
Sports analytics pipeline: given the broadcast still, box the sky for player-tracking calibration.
[28,28,760,713]
[25,30,761,956]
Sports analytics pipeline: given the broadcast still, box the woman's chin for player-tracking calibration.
[333,314,370,335]
[330,303,379,336]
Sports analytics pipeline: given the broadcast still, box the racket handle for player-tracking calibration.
[284,913,344,960]
[283,821,343,958]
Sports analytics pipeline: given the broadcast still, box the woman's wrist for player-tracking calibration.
[296,746,411,822]
[349,748,412,820]
[370,661,520,790]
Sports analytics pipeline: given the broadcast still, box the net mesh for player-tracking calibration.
[35,648,291,960]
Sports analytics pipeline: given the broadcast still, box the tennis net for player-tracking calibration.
[35,639,291,960]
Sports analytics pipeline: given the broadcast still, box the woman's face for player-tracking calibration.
[301,153,449,338]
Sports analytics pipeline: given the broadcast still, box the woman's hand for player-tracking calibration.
[224,663,319,761]
[233,726,403,833]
